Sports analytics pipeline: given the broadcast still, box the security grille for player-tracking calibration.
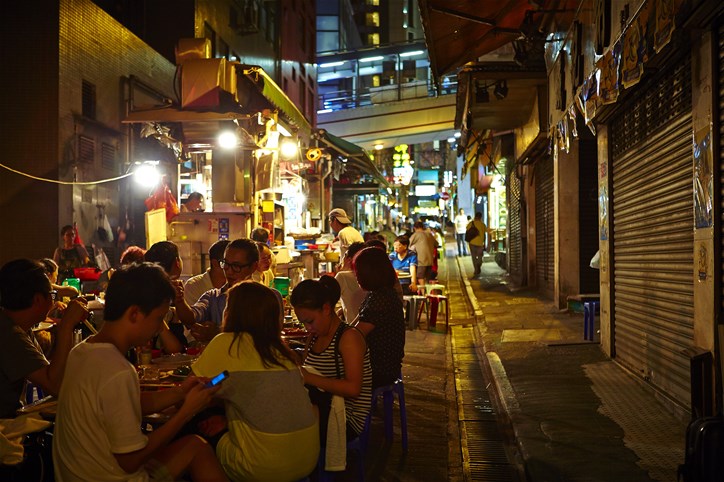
[610,55,693,407]
[535,154,554,297]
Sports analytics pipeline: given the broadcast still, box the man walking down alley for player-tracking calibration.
[467,212,486,279]
[454,208,469,256]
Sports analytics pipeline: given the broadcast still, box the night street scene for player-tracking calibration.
[2,1,724,481]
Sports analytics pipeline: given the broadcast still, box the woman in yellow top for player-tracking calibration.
[192,282,319,481]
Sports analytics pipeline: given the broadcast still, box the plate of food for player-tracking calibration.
[169,365,192,380]
[32,321,55,332]
[151,354,196,368]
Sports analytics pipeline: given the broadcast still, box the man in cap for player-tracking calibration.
[328,208,364,263]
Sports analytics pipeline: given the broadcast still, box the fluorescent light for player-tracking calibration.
[317,109,333,114]
[359,56,383,63]
[319,61,345,68]
[447,137,456,143]
[399,50,423,57]
[277,124,292,137]
[454,132,461,138]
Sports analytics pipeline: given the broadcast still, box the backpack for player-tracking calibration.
[464,224,479,242]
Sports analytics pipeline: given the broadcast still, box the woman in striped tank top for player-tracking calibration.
[291,277,372,438]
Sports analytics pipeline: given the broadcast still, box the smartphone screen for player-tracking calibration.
[206,370,229,388]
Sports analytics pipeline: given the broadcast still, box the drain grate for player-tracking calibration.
[469,463,517,481]
[463,420,503,441]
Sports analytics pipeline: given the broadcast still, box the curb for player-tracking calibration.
[456,256,530,474]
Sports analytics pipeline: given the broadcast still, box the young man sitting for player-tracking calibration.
[53,262,228,482]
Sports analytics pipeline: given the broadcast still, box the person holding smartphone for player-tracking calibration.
[53,263,227,482]
[191,281,319,482]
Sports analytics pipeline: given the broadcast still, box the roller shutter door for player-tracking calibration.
[535,154,554,297]
[610,57,693,406]
[508,167,523,284]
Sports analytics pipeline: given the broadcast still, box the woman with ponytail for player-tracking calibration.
[291,277,372,439]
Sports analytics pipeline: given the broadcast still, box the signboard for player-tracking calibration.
[440,192,450,200]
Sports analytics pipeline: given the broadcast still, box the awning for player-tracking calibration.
[419,0,580,81]
[239,66,312,140]
[124,65,312,141]
[317,130,390,188]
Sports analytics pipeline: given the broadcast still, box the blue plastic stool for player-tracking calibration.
[583,301,599,341]
[372,376,408,452]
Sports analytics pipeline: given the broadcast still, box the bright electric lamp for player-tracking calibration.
[374,144,384,150]
[134,164,160,188]
[280,140,298,159]
[218,131,238,149]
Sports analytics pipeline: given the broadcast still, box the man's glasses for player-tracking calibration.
[49,290,58,301]
[220,259,254,273]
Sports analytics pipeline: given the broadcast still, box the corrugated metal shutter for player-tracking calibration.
[508,166,523,283]
[535,155,554,297]
[610,57,693,406]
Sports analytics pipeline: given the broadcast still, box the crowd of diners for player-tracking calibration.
[0,209,446,481]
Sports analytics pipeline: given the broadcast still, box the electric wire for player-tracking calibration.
[0,162,133,185]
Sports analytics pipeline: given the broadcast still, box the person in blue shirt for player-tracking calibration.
[389,235,418,295]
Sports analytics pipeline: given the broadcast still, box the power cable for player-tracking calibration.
[0,162,133,185]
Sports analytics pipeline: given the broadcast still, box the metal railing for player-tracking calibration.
[318,76,458,112]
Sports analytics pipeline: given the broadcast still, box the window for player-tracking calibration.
[365,12,380,27]
[78,135,95,164]
[82,80,96,120]
[367,33,380,46]
[101,142,116,170]
[366,0,379,5]
[217,37,229,59]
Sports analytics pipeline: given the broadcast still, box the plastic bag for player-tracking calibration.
[144,176,180,223]
[590,250,600,269]
[94,246,111,272]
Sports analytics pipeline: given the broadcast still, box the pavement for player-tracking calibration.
[334,242,689,481]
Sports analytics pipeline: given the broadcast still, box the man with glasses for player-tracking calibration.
[0,259,89,418]
[175,238,259,342]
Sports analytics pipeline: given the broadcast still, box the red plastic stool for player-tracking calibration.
[416,294,450,333]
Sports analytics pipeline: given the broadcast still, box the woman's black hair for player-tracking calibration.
[290,276,341,310]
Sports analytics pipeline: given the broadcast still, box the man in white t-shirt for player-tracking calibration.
[184,239,229,305]
[453,208,469,256]
[328,208,364,264]
[53,263,226,482]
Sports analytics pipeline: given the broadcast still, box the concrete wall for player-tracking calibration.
[691,29,715,352]
[555,142,581,308]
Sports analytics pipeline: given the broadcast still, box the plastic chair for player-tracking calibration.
[402,295,426,330]
[423,283,446,296]
[318,413,372,482]
[416,294,450,333]
[372,375,408,452]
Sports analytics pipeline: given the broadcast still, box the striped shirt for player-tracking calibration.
[305,322,372,436]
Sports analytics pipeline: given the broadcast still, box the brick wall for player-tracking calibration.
[57,0,177,256]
